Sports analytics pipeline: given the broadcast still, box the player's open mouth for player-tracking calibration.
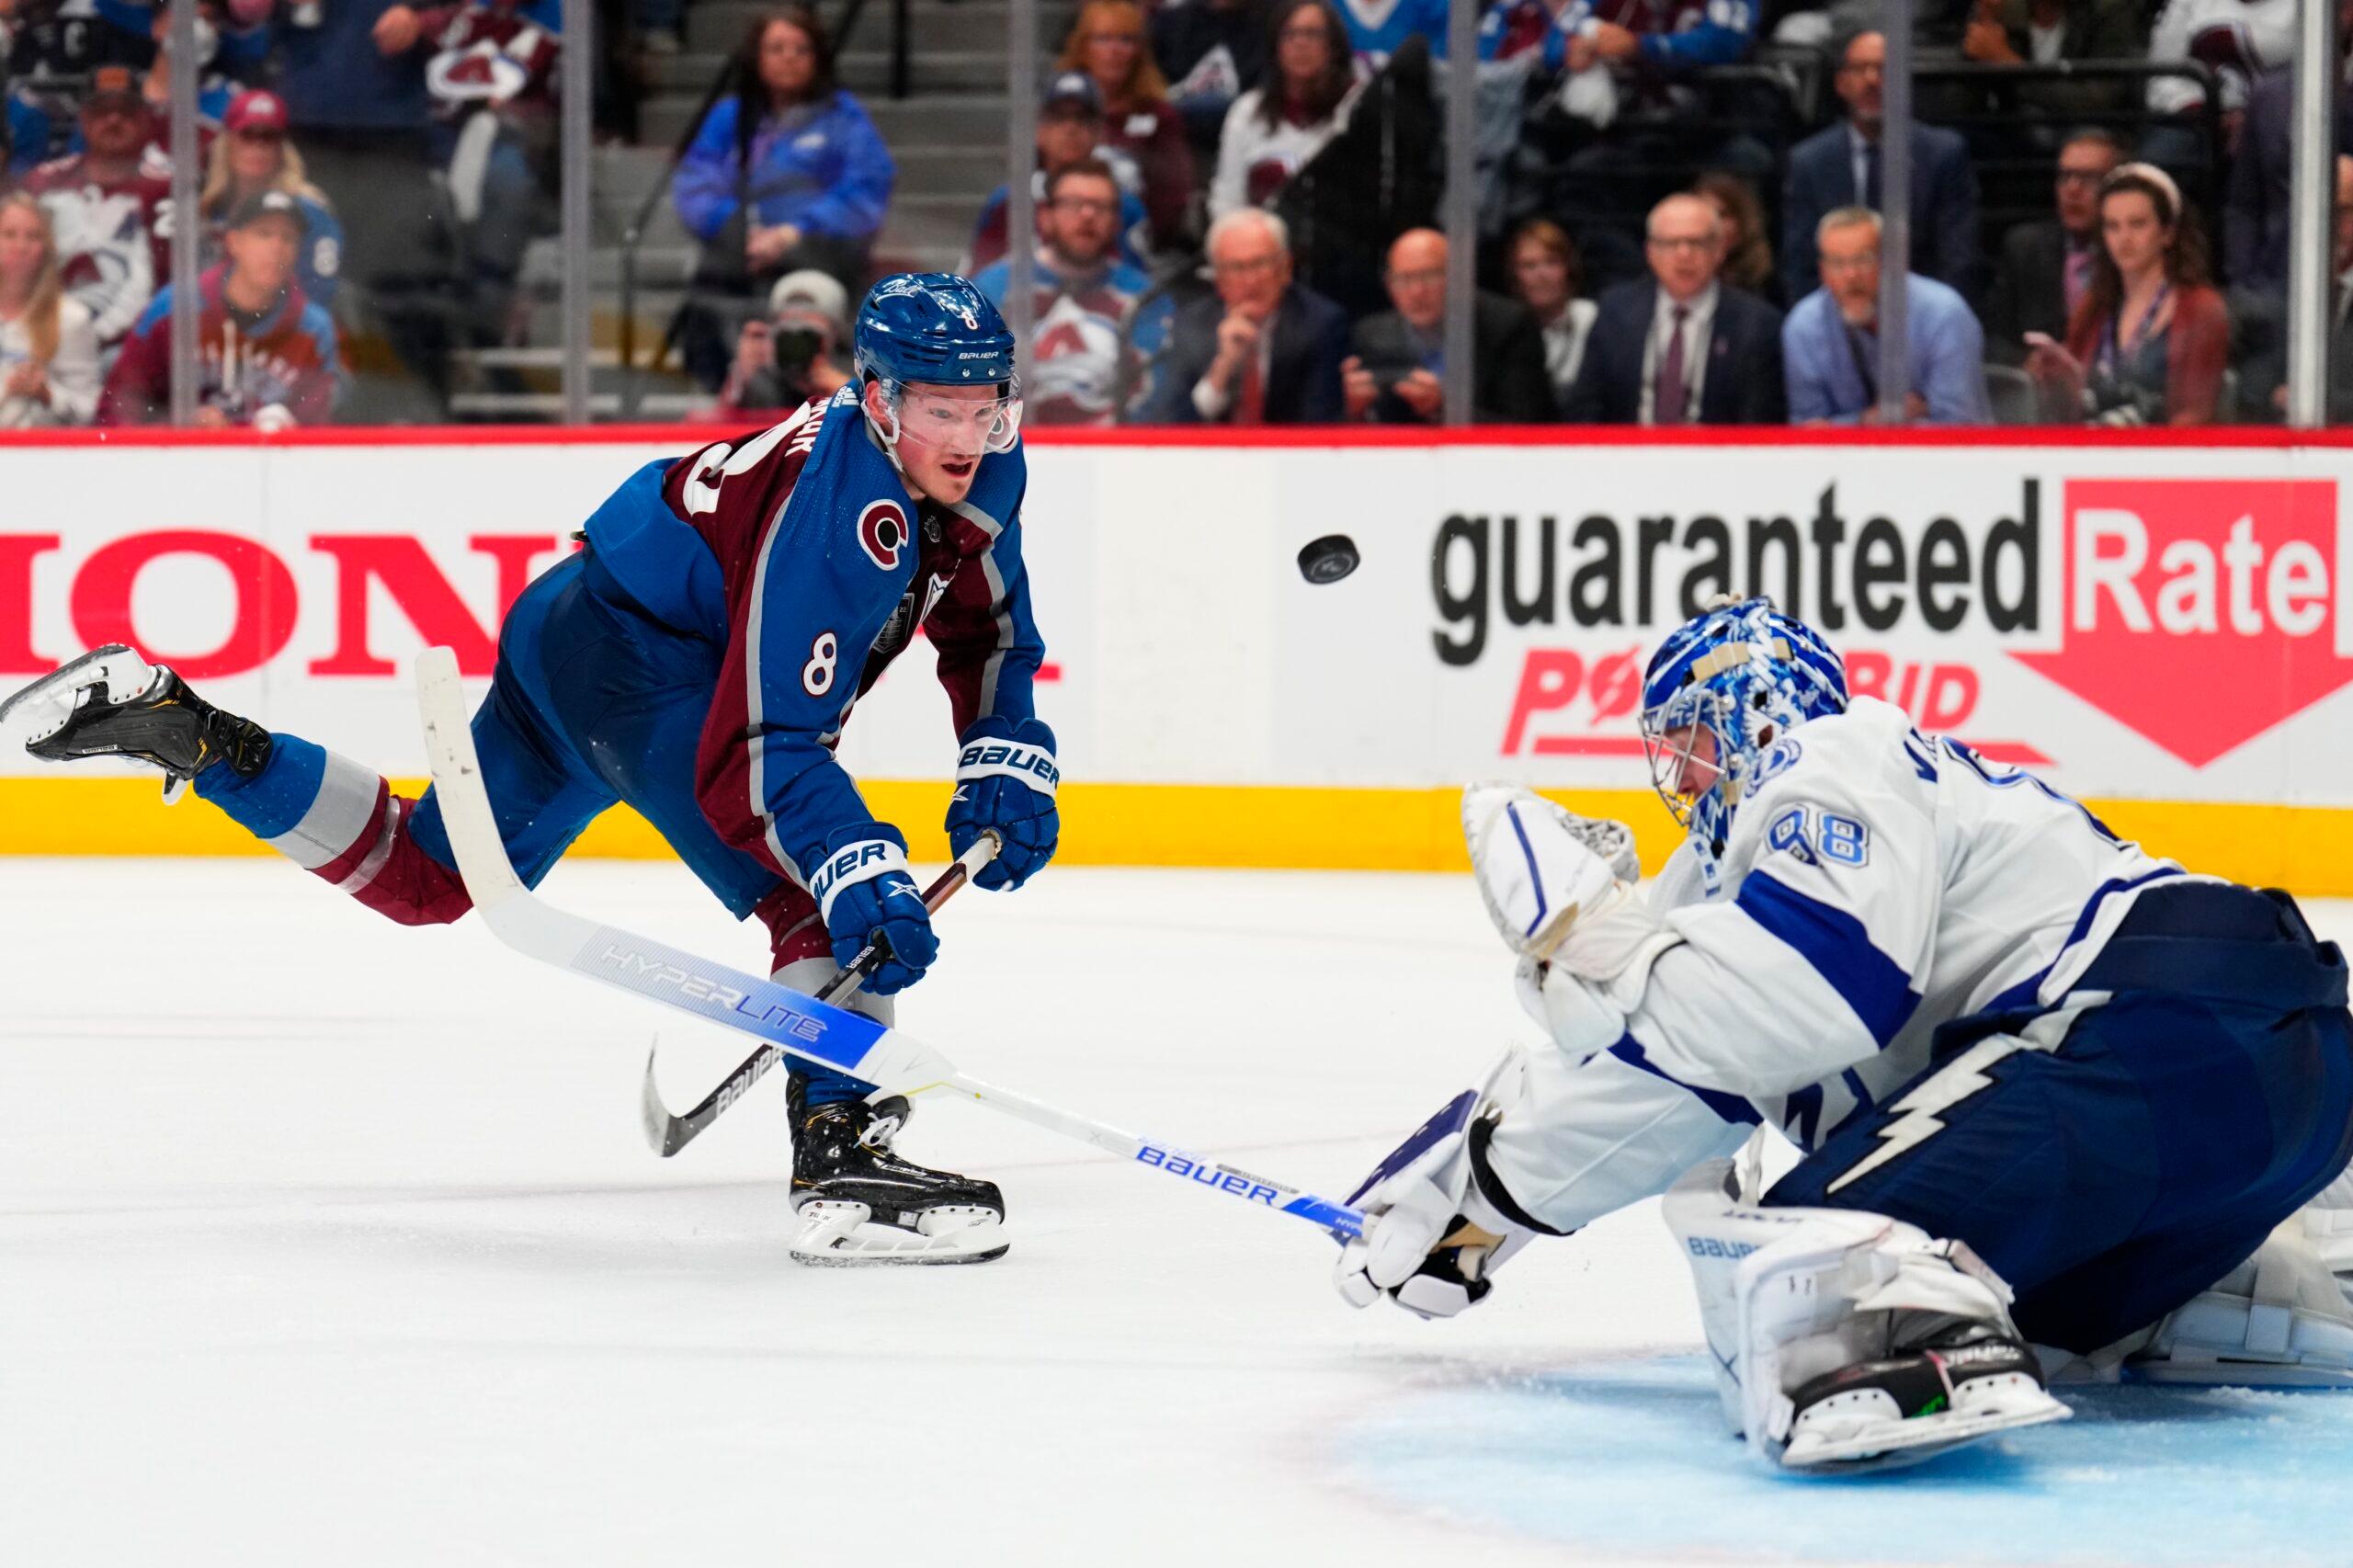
[941,457,977,479]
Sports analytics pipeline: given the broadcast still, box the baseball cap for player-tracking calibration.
[767,268,849,335]
[227,188,309,234]
[224,89,290,136]
[1040,71,1101,115]
[85,66,145,111]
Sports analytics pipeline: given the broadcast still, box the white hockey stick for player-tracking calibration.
[415,647,1365,1243]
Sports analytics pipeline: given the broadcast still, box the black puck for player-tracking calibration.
[1297,533,1360,585]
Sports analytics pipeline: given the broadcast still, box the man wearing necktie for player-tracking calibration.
[1781,30,1980,304]
[1563,192,1788,426]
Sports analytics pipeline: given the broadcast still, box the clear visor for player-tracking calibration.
[882,380,1024,456]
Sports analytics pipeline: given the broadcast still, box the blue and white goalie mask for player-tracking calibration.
[1640,597,1848,867]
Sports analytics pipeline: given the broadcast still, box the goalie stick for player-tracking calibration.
[640,832,1000,1157]
[414,647,1366,1243]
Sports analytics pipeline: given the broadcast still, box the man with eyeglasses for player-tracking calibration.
[21,65,171,358]
[1985,131,2120,369]
[1139,206,1347,424]
[1784,207,1988,426]
[1566,193,1785,425]
[1781,30,1978,305]
[1344,227,1552,425]
[974,157,1169,425]
[967,72,1151,275]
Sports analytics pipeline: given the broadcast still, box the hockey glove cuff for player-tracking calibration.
[808,823,938,995]
[947,716,1059,891]
[1336,1051,1541,1321]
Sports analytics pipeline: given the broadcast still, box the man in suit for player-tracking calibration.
[1781,30,1980,304]
[1784,208,1989,425]
[1341,228,1556,424]
[1138,207,1349,424]
[1564,192,1786,425]
[1984,130,2120,368]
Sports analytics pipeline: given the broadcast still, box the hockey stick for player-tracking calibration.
[639,831,999,1158]
[415,647,1365,1243]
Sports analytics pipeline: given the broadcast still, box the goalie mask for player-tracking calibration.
[1640,597,1847,873]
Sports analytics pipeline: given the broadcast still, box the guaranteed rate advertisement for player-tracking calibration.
[5,433,2353,869]
[1350,442,2353,808]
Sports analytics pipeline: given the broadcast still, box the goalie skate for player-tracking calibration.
[1777,1322,2070,1471]
[787,1078,1007,1267]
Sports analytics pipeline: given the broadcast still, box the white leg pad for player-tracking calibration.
[2301,1164,2353,1278]
[2132,1219,2353,1387]
[1664,1160,2068,1469]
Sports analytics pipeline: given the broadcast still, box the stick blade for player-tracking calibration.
[640,1045,684,1156]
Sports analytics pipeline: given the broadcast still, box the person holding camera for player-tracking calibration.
[1342,228,1553,425]
[715,267,853,417]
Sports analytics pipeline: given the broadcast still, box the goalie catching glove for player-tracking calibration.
[947,716,1058,890]
[1336,1051,1544,1320]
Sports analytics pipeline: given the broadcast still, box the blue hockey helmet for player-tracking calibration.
[1640,596,1847,862]
[853,271,1022,454]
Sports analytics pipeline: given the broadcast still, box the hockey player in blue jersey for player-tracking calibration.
[3,273,1058,1267]
[1336,597,2353,1470]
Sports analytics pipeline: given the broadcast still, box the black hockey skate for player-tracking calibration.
[1,644,271,796]
[786,1074,1007,1266]
[1779,1318,2067,1471]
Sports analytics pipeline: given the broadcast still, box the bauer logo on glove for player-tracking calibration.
[947,716,1060,890]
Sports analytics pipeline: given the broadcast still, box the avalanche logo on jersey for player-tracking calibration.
[858,499,910,572]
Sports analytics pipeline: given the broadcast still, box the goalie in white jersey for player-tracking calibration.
[1337,597,2353,1471]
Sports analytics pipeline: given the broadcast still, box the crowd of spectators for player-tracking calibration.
[0,0,573,425]
[934,0,2353,431]
[6,0,2350,428]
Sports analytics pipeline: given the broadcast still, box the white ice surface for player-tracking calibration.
[3,858,2348,1568]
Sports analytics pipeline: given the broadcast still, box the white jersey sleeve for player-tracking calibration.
[1628,703,1939,1099]
[1483,1036,1756,1233]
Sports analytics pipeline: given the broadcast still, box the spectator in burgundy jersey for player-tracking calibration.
[1057,0,1197,254]
[0,192,101,426]
[198,90,347,310]
[22,67,170,354]
[100,188,343,427]
[1208,0,1361,221]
